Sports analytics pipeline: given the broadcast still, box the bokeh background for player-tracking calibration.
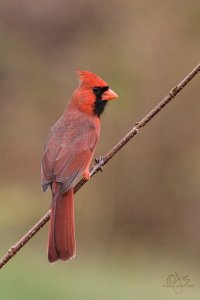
[0,1,200,299]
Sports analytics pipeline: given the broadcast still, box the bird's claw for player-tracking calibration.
[95,156,104,172]
[90,156,104,176]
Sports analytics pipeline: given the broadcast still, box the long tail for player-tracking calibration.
[48,185,76,263]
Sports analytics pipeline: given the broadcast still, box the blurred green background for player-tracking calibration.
[0,0,200,299]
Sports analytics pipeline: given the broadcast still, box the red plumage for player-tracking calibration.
[41,71,118,263]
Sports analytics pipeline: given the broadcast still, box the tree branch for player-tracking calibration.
[0,63,200,269]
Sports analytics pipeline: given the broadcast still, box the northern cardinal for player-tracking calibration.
[41,71,118,263]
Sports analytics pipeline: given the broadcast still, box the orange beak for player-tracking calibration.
[102,88,119,101]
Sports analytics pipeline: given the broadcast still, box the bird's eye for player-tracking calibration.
[93,86,109,97]
[93,87,100,93]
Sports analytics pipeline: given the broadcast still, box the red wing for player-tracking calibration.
[42,120,98,193]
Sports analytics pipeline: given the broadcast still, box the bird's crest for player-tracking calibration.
[77,70,108,87]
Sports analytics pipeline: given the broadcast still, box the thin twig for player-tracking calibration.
[0,63,200,269]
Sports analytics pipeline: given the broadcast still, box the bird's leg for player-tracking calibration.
[83,169,91,180]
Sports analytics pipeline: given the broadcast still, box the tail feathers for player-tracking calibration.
[48,187,76,263]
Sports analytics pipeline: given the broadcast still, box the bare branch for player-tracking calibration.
[0,63,199,269]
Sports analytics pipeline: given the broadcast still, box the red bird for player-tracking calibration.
[41,71,118,263]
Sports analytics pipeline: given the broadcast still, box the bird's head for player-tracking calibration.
[72,70,118,117]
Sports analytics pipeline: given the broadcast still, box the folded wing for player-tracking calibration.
[41,119,98,194]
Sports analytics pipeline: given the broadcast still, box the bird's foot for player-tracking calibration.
[89,156,104,177]
[95,156,104,172]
